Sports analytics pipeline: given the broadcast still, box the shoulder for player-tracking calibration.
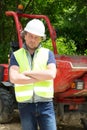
[47,50,56,64]
[40,47,56,64]
[40,47,49,52]
[14,48,24,55]
[9,53,19,67]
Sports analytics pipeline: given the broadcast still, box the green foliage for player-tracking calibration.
[0,43,9,63]
[56,37,77,55]
[42,37,77,55]
[0,0,87,63]
[84,49,87,55]
[53,0,87,54]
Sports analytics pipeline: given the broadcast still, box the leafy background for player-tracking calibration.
[0,0,87,63]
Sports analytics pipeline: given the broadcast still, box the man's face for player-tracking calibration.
[24,32,42,50]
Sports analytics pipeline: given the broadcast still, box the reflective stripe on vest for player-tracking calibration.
[14,47,53,102]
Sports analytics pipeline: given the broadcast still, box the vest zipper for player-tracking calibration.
[26,51,36,102]
[26,52,33,70]
[31,54,35,102]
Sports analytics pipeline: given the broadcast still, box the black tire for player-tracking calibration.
[0,87,15,123]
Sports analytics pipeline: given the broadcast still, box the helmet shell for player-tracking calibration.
[24,19,45,37]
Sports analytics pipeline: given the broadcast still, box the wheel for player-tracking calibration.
[0,87,15,123]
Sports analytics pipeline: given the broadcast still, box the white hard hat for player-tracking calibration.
[24,19,46,37]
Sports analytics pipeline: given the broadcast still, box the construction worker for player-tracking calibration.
[9,19,57,130]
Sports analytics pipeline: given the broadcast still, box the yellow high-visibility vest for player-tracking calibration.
[14,47,54,102]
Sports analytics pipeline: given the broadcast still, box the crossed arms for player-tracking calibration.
[9,63,57,84]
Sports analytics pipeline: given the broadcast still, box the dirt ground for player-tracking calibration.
[0,111,21,130]
[0,111,85,130]
[0,124,84,130]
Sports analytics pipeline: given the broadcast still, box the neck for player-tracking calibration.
[26,44,41,54]
[28,48,35,54]
[26,45,36,54]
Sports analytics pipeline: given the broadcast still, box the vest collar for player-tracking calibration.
[23,43,42,54]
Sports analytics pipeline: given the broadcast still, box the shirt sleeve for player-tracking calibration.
[47,50,56,65]
[9,53,19,67]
